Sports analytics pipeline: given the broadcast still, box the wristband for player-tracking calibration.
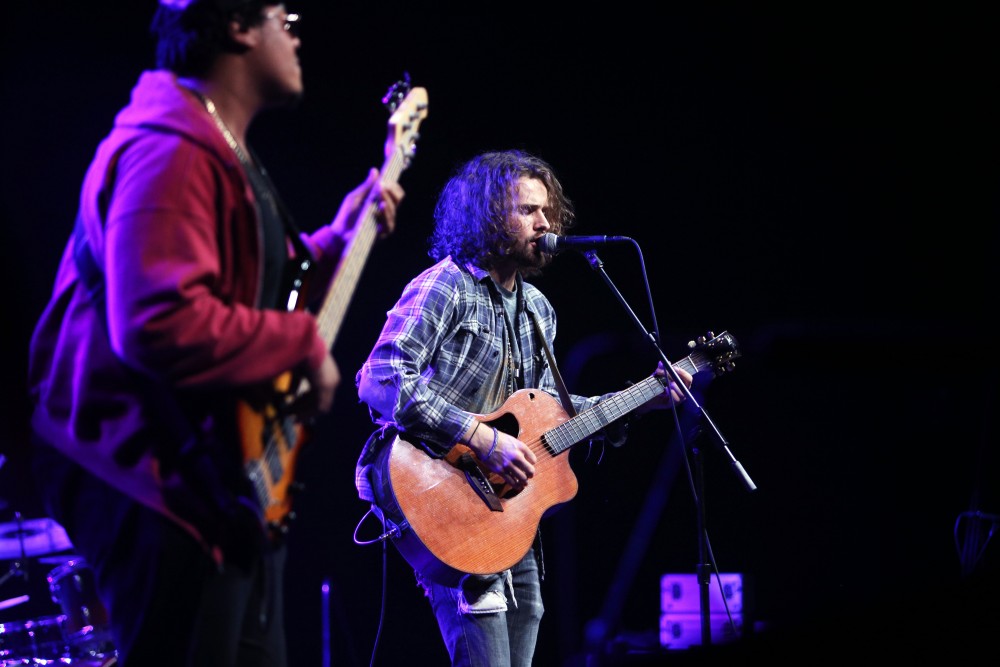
[485,427,499,461]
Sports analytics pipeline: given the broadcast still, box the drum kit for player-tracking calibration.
[0,506,116,666]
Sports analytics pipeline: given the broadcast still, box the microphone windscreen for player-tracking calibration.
[538,233,560,254]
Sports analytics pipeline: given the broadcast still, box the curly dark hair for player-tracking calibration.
[150,1,277,76]
[428,150,576,268]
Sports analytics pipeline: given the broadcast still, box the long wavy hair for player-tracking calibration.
[428,150,576,268]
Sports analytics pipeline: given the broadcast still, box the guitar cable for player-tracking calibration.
[353,505,401,544]
[367,513,392,667]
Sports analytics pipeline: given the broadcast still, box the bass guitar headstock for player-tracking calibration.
[381,73,428,170]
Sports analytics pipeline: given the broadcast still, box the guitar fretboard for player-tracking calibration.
[542,351,707,455]
[314,153,406,350]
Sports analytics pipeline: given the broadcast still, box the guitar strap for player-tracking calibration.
[245,145,313,263]
[529,312,577,418]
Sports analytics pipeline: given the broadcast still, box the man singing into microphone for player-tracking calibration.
[354,149,692,666]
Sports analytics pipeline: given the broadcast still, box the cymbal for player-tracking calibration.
[38,553,79,566]
[0,518,73,560]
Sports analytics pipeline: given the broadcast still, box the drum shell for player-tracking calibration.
[0,614,67,661]
[47,558,109,636]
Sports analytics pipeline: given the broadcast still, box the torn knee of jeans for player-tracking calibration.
[454,570,513,615]
[457,588,508,615]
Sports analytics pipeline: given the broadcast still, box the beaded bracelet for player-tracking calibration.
[485,427,499,461]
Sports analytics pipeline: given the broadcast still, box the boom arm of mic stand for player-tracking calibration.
[580,250,756,492]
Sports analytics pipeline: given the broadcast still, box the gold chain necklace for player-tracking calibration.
[193,91,251,167]
[189,89,283,223]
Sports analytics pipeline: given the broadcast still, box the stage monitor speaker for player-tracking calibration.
[660,572,744,615]
[659,612,744,649]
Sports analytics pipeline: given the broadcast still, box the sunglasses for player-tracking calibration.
[264,10,301,38]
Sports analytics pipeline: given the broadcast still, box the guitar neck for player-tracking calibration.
[543,350,712,455]
[313,153,405,350]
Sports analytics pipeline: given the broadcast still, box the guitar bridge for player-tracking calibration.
[458,453,503,512]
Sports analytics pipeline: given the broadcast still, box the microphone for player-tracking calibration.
[538,233,632,254]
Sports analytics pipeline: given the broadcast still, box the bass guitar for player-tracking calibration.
[238,79,428,537]
[374,330,739,584]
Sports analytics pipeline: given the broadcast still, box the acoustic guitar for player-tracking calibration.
[375,330,739,584]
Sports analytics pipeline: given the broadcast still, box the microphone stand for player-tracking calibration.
[577,247,756,649]
[0,512,30,594]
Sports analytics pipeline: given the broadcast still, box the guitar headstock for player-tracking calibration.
[382,75,428,169]
[381,73,413,113]
[687,330,741,377]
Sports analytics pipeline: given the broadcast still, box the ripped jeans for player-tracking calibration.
[418,548,544,667]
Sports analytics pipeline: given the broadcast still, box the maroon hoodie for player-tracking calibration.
[29,70,341,560]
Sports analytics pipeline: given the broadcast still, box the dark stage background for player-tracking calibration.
[1,2,995,664]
